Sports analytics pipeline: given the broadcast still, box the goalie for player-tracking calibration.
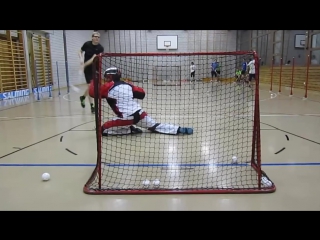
[89,67,194,136]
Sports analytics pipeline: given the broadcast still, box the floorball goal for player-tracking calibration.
[83,51,276,194]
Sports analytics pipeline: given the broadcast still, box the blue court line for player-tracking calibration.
[0,162,320,167]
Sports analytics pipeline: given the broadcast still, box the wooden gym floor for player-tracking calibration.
[0,81,320,210]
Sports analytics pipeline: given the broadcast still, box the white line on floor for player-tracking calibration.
[2,113,320,121]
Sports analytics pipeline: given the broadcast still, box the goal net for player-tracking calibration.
[84,51,276,194]
[152,65,181,86]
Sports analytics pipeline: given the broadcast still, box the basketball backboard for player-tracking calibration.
[157,35,178,50]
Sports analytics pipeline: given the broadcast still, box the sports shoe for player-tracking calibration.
[178,127,193,134]
[80,96,85,108]
[130,126,143,134]
[91,104,95,114]
[101,126,108,137]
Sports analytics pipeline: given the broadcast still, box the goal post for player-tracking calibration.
[152,65,182,86]
[83,51,276,195]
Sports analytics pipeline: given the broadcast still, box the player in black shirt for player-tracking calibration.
[79,31,104,113]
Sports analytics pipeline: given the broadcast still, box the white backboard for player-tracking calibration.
[157,35,178,50]
[294,34,305,48]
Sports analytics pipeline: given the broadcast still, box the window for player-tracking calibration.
[252,30,257,39]
[274,30,282,42]
[273,55,281,65]
[311,33,320,48]
[251,38,257,51]
[272,30,283,65]
[274,42,281,54]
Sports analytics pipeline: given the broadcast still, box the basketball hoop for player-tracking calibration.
[164,41,171,52]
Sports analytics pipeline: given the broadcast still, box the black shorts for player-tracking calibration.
[191,71,195,78]
[249,73,255,81]
[84,66,93,84]
[241,70,246,75]
[211,70,220,77]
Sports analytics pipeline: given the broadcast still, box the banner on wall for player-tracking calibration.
[32,85,52,94]
[0,85,52,100]
[0,89,30,100]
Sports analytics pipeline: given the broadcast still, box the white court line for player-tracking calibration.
[63,93,73,102]
[0,115,94,120]
[12,89,311,120]
[2,87,317,122]
[62,88,278,104]
[2,113,320,121]
[10,116,35,119]
[260,92,277,101]
[14,116,93,119]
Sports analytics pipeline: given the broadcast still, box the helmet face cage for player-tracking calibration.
[104,67,121,80]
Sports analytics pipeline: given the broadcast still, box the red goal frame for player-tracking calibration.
[83,51,276,195]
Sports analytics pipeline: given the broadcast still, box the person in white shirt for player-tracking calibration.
[190,62,196,81]
[247,58,256,82]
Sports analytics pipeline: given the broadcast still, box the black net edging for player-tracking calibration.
[83,51,276,194]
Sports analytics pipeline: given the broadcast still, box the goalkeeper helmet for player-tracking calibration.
[104,67,121,81]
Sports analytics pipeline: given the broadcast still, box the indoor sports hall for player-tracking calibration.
[0,30,320,211]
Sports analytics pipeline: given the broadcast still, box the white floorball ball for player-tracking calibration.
[142,179,150,186]
[153,179,160,186]
[42,173,50,181]
[261,176,272,187]
[232,156,238,163]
